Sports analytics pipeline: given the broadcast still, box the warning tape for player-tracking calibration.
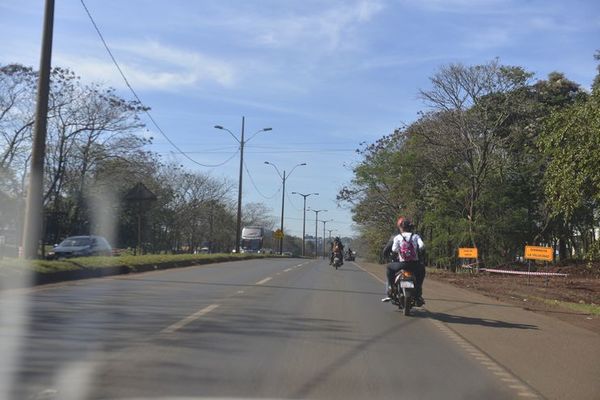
[481,268,568,277]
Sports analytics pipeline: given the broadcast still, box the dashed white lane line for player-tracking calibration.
[237,290,245,294]
[255,277,272,285]
[518,392,539,398]
[284,268,293,272]
[160,304,219,334]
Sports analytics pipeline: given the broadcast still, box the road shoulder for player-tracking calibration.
[355,260,600,400]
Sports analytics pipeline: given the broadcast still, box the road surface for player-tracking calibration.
[3,258,546,399]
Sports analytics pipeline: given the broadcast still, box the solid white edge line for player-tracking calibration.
[160,304,219,334]
[352,259,540,398]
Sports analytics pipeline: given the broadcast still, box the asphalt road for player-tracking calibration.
[3,258,537,399]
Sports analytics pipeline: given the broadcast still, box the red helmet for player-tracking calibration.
[396,217,405,228]
[397,217,412,230]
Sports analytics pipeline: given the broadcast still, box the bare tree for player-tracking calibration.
[417,60,532,248]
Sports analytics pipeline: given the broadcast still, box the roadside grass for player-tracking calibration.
[531,296,600,316]
[0,253,272,277]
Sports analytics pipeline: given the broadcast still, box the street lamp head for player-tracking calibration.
[313,193,319,196]
[263,127,272,132]
[214,125,223,129]
[300,163,307,166]
[292,191,298,194]
[264,161,270,165]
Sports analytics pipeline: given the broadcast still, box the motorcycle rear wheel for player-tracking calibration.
[403,295,411,316]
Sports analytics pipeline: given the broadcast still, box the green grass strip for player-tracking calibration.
[531,296,600,315]
[0,253,274,276]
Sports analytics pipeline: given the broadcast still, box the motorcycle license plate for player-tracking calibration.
[400,281,414,289]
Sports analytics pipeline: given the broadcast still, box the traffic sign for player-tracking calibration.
[525,245,553,262]
[458,248,478,259]
[273,229,284,239]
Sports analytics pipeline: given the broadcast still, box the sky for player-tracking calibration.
[1,0,599,239]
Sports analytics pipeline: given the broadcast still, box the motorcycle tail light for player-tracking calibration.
[402,270,413,278]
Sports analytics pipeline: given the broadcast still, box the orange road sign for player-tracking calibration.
[273,229,284,239]
[524,245,553,262]
[458,248,478,258]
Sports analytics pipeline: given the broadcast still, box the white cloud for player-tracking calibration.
[54,41,236,91]
[218,0,385,51]
[405,0,510,13]
[461,27,511,50]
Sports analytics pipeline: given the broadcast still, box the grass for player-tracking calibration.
[0,253,273,277]
[531,296,600,316]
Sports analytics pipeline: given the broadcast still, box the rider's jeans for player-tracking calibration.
[386,261,425,297]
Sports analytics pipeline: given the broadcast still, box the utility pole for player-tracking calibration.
[292,192,318,257]
[279,170,285,254]
[22,0,55,259]
[215,119,271,253]
[236,117,244,254]
[309,209,326,258]
[265,162,307,255]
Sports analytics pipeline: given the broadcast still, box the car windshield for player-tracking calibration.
[1,1,598,399]
[59,237,91,247]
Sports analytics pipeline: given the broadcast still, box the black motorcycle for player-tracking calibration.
[344,251,355,261]
[390,268,417,316]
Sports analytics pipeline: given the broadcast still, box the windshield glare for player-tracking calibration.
[59,238,91,247]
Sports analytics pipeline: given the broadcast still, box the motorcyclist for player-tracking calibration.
[346,247,354,260]
[330,237,344,266]
[382,217,426,306]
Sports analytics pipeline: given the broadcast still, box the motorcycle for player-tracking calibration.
[332,251,343,270]
[390,268,417,316]
[344,251,355,261]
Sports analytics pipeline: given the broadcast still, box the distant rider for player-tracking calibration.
[330,237,344,266]
[382,218,426,306]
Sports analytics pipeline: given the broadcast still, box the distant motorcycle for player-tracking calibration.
[345,251,355,261]
[389,268,417,316]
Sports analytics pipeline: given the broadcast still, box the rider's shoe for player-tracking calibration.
[415,296,425,307]
[381,297,391,302]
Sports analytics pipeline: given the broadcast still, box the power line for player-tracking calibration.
[80,0,234,168]
[154,149,357,155]
[243,161,280,200]
[286,192,302,212]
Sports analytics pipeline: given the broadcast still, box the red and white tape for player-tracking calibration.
[481,268,568,277]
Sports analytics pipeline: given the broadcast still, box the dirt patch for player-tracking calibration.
[427,268,599,333]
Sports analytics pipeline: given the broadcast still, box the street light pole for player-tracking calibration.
[321,219,333,259]
[265,162,307,255]
[280,170,285,255]
[215,119,271,253]
[22,0,55,259]
[292,192,318,257]
[309,209,326,258]
[328,229,335,243]
[236,117,245,254]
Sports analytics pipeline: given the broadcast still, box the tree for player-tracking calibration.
[539,79,600,260]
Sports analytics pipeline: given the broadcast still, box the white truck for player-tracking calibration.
[240,226,264,253]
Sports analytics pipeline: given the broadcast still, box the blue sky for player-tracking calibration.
[1,0,599,238]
